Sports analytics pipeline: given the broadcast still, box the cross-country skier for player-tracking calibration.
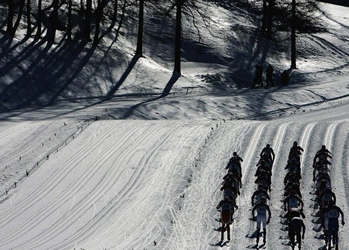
[251,185,270,206]
[252,197,271,244]
[216,196,238,242]
[284,191,304,212]
[226,152,243,178]
[288,216,306,250]
[322,201,345,250]
[285,207,305,223]
[260,144,275,162]
[223,170,242,189]
[319,188,336,210]
[289,141,304,159]
[314,145,332,164]
[217,196,238,222]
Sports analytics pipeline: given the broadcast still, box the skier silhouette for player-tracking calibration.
[252,197,271,244]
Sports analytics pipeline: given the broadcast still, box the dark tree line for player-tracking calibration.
[260,0,320,68]
[3,0,321,90]
[4,0,188,77]
[6,0,125,43]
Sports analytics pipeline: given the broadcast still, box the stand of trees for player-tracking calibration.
[3,0,321,89]
[261,0,320,68]
[4,0,190,75]
[5,0,128,43]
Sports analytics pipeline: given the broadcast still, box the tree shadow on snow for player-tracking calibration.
[0,37,95,111]
[106,54,141,97]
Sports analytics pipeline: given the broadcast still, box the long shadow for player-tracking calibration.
[119,95,162,119]
[107,54,141,98]
[161,72,180,97]
[114,73,179,118]
[46,40,93,106]
[247,32,271,71]
[0,35,96,111]
[0,35,49,79]
[0,38,51,105]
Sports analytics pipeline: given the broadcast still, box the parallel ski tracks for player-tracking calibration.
[1,119,348,250]
[230,122,268,249]
[23,121,165,250]
[326,122,349,250]
[0,121,148,249]
[52,122,204,250]
[126,123,207,250]
[0,122,124,227]
[157,122,228,250]
[84,122,205,250]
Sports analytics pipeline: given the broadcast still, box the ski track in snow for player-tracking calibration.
[0,104,349,250]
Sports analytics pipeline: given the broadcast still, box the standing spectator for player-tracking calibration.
[281,70,290,86]
[266,64,274,87]
[253,64,263,88]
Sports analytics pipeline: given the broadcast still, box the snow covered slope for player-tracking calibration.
[0,103,349,250]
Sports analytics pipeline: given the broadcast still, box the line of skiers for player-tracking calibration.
[313,145,345,250]
[216,152,243,242]
[215,144,346,247]
[283,142,306,250]
[251,144,274,246]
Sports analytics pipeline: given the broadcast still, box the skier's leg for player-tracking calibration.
[256,215,263,244]
[221,222,224,242]
[333,228,338,249]
[328,229,332,250]
[227,224,231,241]
[256,230,260,245]
[289,227,295,250]
[263,228,266,244]
[296,231,301,250]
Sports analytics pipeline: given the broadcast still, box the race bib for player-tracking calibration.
[222,203,232,210]
[328,209,339,218]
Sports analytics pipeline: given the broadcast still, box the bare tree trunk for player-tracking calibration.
[7,0,14,36]
[84,0,92,41]
[81,0,84,11]
[291,0,296,69]
[136,0,144,56]
[261,0,267,35]
[113,0,118,22]
[266,0,274,39]
[13,0,25,36]
[67,0,73,40]
[50,0,59,43]
[26,0,32,36]
[174,0,182,75]
[94,0,104,45]
[35,0,42,39]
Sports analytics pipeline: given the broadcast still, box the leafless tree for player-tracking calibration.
[136,0,144,56]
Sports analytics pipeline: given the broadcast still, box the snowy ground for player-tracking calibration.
[0,1,349,250]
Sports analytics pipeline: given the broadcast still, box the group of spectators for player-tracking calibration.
[253,64,290,88]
